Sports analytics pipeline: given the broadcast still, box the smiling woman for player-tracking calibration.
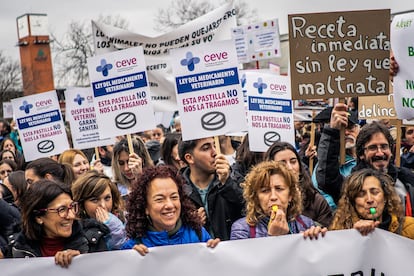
[9,180,108,267]
[122,166,219,256]
[330,168,414,238]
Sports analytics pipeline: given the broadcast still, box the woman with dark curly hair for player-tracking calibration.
[330,168,414,238]
[122,166,219,255]
[231,161,326,240]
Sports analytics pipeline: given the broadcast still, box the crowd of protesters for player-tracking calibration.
[0,57,413,266]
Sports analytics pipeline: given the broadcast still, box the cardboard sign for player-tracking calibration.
[2,102,13,118]
[87,46,156,139]
[11,91,69,161]
[170,40,247,141]
[243,71,294,152]
[358,93,396,120]
[64,87,115,149]
[288,9,390,100]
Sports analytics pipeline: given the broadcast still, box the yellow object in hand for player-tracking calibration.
[268,205,278,229]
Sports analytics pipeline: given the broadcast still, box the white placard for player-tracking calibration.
[64,87,115,149]
[232,19,281,63]
[2,102,13,118]
[243,71,294,151]
[87,47,156,139]
[170,40,247,141]
[11,91,69,161]
[391,12,414,120]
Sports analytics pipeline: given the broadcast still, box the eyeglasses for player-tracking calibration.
[0,169,12,175]
[406,129,414,135]
[152,133,162,137]
[38,202,79,218]
[363,144,390,153]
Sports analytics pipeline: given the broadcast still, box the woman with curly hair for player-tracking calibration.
[264,142,332,227]
[231,161,326,239]
[121,166,219,255]
[330,168,414,237]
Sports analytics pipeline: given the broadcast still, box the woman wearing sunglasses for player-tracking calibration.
[9,180,106,267]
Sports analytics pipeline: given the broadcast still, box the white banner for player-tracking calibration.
[1,229,413,275]
[11,91,69,161]
[243,70,294,152]
[64,87,115,149]
[170,40,247,141]
[391,12,414,120]
[87,47,156,138]
[92,1,236,112]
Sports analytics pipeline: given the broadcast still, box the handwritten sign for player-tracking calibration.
[289,9,390,100]
[358,93,396,120]
[391,12,414,120]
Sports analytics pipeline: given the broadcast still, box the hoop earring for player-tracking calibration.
[147,215,153,225]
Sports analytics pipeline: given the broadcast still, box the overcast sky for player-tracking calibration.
[1,0,413,60]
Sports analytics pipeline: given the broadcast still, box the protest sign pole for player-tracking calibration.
[127,134,134,154]
[395,119,402,167]
[214,136,221,155]
[339,98,346,165]
[95,147,100,161]
[308,110,316,174]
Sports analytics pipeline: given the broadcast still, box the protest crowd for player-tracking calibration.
[1,4,414,274]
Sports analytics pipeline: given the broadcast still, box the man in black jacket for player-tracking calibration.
[317,115,414,217]
[178,137,244,240]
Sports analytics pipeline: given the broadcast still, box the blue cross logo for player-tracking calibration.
[96,59,113,77]
[74,94,85,106]
[240,74,246,88]
[253,78,267,94]
[180,52,200,71]
[19,100,33,114]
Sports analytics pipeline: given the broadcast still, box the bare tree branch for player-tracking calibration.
[51,15,129,88]
[154,0,258,32]
[0,51,22,95]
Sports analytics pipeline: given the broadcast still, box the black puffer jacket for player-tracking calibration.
[10,220,89,258]
[0,199,21,257]
[9,219,109,258]
[180,167,244,241]
[81,218,110,253]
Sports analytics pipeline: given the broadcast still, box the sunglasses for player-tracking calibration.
[406,129,414,135]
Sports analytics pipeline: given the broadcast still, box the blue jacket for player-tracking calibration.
[230,215,315,240]
[122,224,211,249]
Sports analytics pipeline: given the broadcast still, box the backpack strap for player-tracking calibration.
[249,225,256,238]
[295,216,307,229]
[405,192,412,217]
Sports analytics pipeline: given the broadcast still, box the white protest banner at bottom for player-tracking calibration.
[1,229,413,275]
